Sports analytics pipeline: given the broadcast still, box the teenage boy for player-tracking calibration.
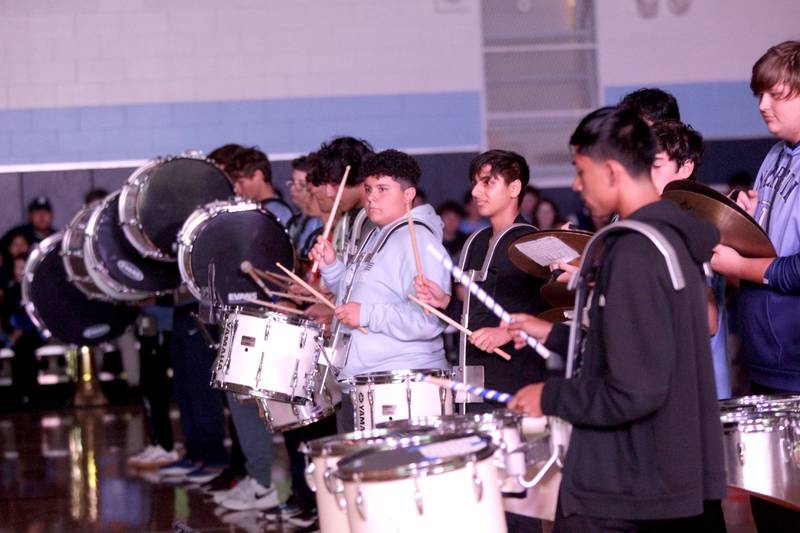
[710,40,800,531]
[507,106,727,531]
[312,149,451,431]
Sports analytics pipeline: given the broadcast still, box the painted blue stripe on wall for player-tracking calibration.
[605,81,769,139]
[0,92,481,164]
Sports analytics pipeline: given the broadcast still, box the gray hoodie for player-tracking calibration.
[321,204,452,379]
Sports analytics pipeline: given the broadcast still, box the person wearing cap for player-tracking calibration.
[1,197,56,249]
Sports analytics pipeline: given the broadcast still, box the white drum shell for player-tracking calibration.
[257,365,341,432]
[212,309,322,402]
[340,453,506,533]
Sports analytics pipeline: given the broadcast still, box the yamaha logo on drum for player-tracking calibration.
[358,392,366,430]
[82,323,111,339]
[116,260,144,281]
[227,291,257,304]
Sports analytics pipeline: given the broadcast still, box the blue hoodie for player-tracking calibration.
[321,204,452,379]
[739,141,800,390]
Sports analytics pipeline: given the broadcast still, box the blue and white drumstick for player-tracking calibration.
[425,243,556,360]
[418,373,512,404]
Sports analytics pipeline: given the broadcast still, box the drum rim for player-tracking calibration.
[722,412,799,432]
[299,428,437,458]
[377,410,523,432]
[224,305,322,330]
[61,201,116,302]
[346,368,451,385]
[22,232,63,338]
[334,432,497,482]
[84,191,154,301]
[177,197,296,303]
[259,401,336,433]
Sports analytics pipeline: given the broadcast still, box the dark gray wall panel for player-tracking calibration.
[21,170,92,230]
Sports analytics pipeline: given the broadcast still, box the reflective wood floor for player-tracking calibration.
[0,395,759,532]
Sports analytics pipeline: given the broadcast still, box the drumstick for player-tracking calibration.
[245,299,306,316]
[311,165,351,273]
[417,373,513,404]
[241,260,293,290]
[275,262,368,334]
[262,290,319,304]
[240,261,275,298]
[408,295,511,361]
[425,243,557,360]
[406,205,424,278]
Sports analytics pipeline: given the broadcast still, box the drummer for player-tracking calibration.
[311,149,452,432]
[414,150,548,412]
[226,146,295,226]
[507,106,727,530]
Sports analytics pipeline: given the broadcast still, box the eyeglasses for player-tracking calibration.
[285,179,307,190]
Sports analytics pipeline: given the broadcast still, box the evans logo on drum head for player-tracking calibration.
[83,323,112,339]
[116,260,144,281]
[228,291,257,304]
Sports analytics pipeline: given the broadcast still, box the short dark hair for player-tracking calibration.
[226,146,272,184]
[570,106,656,179]
[651,120,704,176]
[618,88,681,123]
[360,149,421,188]
[307,136,374,187]
[751,41,800,99]
[437,200,465,217]
[84,188,108,204]
[468,149,530,205]
[291,155,309,172]
[208,143,246,169]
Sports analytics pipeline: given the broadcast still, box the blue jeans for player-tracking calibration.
[226,392,272,487]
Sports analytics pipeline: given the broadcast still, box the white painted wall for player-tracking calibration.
[0,0,482,110]
[596,0,800,89]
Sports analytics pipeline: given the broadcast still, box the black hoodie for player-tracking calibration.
[541,200,726,521]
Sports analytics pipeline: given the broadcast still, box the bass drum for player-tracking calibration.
[84,191,182,301]
[61,201,111,301]
[118,153,233,262]
[177,199,295,306]
[22,234,139,345]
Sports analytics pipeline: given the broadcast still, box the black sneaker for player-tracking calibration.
[260,495,309,522]
[201,466,244,495]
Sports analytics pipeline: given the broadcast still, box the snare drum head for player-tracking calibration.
[23,234,139,345]
[136,157,233,257]
[88,192,182,294]
[180,201,295,306]
[336,432,494,481]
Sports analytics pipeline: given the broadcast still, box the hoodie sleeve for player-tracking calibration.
[540,238,676,427]
[359,229,452,340]
[765,253,800,293]
[320,259,346,298]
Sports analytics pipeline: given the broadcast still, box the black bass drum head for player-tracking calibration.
[24,234,139,345]
[188,205,295,307]
[139,157,233,257]
[92,192,182,294]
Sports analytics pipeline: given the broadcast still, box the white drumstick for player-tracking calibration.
[241,261,275,298]
[311,165,351,273]
[425,243,556,360]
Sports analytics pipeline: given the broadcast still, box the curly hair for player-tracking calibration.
[619,88,681,124]
[306,136,374,187]
[651,120,704,174]
[360,149,421,188]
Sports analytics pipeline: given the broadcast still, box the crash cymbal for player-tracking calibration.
[662,180,776,258]
[537,307,573,323]
[540,279,574,308]
[509,229,593,279]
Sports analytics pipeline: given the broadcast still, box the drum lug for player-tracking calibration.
[439,384,447,414]
[255,351,265,392]
[299,327,307,349]
[414,476,424,516]
[263,320,271,341]
[471,460,483,503]
[323,466,339,495]
[406,380,412,419]
[290,360,300,399]
[367,386,375,429]
[737,441,746,466]
[355,478,367,521]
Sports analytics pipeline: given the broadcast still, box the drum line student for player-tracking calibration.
[413,149,548,533]
[286,155,324,261]
[507,106,727,531]
[710,40,800,530]
[618,87,682,125]
[311,149,452,433]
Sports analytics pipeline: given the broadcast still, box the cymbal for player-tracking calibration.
[537,307,573,323]
[662,180,776,258]
[508,229,593,279]
[540,279,574,308]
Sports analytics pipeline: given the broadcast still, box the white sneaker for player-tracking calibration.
[132,446,180,469]
[220,477,280,511]
[127,445,158,467]
[212,476,251,504]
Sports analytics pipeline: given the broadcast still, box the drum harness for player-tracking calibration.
[456,222,536,412]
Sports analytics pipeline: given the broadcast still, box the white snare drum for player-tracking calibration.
[299,428,435,533]
[348,369,453,431]
[335,433,506,533]
[256,364,341,432]
[212,308,322,402]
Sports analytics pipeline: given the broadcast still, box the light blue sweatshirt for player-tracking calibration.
[321,204,452,379]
